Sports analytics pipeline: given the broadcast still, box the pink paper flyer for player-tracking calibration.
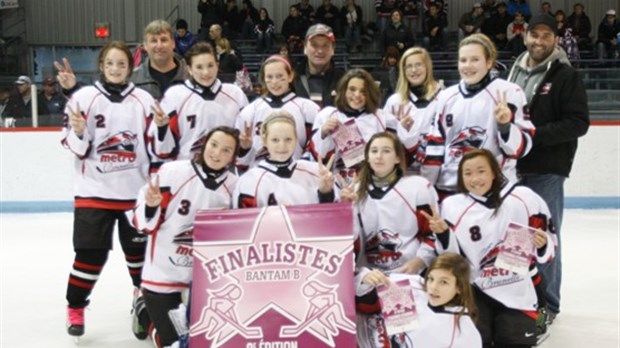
[190,203,356,348]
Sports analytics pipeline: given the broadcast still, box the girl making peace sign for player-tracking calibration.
[235,55,320,170]
[234,112,337,208]
[132,126,240,347]
[420,33,534,197]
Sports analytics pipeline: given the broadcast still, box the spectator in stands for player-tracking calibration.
[508,13,589,329]
[375,0,398,35]
[482,1,511,50]
[174,19,197,58]
[255,8,275,53]
[506,11,528,56]
[39,77,66,116]
[278,44,292,62]
[554,10,568,36]
[296,0,315,24]
[507,0,531,21]
[0,86,10,118]
[596,9,620,60]
[458,3,485,43]
[56,20,188,101]
[342,0,363,53]
[240,0,259,40]
[567,3,592,51]
[423,2,448,51]
[3,75,49,120]
[293,24,344,107]
[315,0,341,37]
[198,0,222,42]
[482,0,498,18]
[400,0,420,36]
[540,1,553,16]
[383,9,415,53]
[208,24,223,48]
[282,5,309,55]
[216,38,243,75]
[373,46,401,103]
[222,0,241,39]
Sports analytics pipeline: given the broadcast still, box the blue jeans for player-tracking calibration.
[520,174,565,315]
[345,26,361,49]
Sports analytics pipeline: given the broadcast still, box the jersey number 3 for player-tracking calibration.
[178,199,191,215]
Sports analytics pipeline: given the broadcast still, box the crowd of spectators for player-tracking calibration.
[1,0,618,122]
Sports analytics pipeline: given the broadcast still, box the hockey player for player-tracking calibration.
[61,41,156,340]
[310,68,417,183]
[420,33,534,198]
[150,42,248,162]
[350,132,440,347]
[131,126,240,348]
[235,55,320,170]
[426,149,556,347]
[383,47,444,175]
[358,253,482,348]
[234,112,337,208]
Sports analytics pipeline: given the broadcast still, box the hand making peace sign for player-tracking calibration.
[239,121,253,150]
[145,175,163,208]
[66,103,86,136]
[336,172,358,202]
[494,90,512,125]
[317,155,336,194]
[53,57,77,91]
[151,101,169,127]
[419,205,449,234]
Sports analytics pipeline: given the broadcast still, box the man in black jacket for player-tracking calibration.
[293,24,344,107]
[508,14,589,334]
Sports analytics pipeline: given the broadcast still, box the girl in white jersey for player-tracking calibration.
[150,42,248,161]
[61,41,156,340]
[420,33,534,198]
[132,126,239,348]
[234,112,336,208]
[427,149,556,348]
[351,132,439,347]
[384,47,444,175]
[236,55,320,170]
[359,253,482,348]
[310,68,416,182]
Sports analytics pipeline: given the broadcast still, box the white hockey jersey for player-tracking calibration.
[233,159,336,208]
[310,107,416,180]
[354,175,439,280]
[131,160,237,293]
[384,87,442,174]
[357,274,482,348]
[61,81,155,210]
[437,182,556,311]
[420,78,534,192]
[235,92,319,169]
[150,79,248,161]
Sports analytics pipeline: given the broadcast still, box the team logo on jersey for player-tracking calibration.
[170,226,194,267]
[97,131,138,157]
[366,229,403,269]
[96,131,140,173]
[448,126,487,162]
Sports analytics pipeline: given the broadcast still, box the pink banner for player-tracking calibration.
[190,203,356,348]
